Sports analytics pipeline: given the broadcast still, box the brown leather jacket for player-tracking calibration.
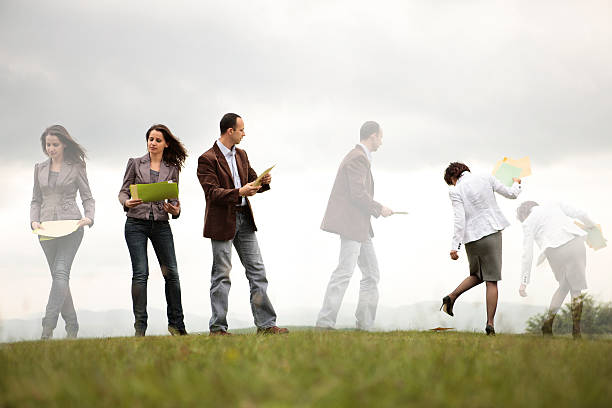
[30,159,95,227]
[118,153,181,221]
[320,145,382,242]
[196,142,270,240]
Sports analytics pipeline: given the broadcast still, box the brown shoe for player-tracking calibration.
[571,296,583,339]
[541,313,555,336]
[209,330,232,336]
[257,326,289,335]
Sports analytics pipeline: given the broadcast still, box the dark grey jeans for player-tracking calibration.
[39,227,84,336]
[124,217,185,333]
[209,211,277,332]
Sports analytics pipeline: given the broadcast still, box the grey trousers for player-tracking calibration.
[547,236,587,293]
[39,228,84,336]
[209,211,277,332]
[316,236,380,330]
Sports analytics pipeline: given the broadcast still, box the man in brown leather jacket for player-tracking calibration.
[197,113,288,335]
[316,121,393,331]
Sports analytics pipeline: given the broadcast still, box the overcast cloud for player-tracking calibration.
[1,0,610,171]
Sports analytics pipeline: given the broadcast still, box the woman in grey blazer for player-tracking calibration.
[118,124,188,337]
[30,125,95,339]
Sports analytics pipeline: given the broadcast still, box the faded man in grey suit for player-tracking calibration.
[316,121,393,331]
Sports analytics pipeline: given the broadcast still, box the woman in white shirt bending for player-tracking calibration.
[440,162,522,335]
[517,201,596,338]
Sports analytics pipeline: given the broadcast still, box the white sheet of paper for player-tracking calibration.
[32,220,80,238]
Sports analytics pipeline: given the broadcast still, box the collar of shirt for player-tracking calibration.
[216,139,246,206]
[357,143,373,162]
[457,171,469,184]
[216,139,236,159]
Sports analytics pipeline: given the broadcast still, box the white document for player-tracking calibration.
[32,220,80,238]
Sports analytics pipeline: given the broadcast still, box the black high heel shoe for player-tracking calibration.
[485,324,495,336]
[440,296,455,317]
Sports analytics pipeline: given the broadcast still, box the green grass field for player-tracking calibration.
[1,329,611,407]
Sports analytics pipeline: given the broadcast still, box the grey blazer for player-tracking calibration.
[118,153,181,221]
[30,159,95,227]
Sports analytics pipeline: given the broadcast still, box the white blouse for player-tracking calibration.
[450,171,522,251]
[520,203,595,284]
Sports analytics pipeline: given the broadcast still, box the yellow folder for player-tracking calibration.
[129,181,178,203]
[575,222,607,251]
[253,165,276,187]
[492,157,532,178]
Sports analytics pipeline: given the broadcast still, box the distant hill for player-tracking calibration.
[0,302,545,342]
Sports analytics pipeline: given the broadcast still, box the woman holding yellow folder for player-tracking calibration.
[440,162,522,335]
[118,124,188,337]
[30,125,95,340]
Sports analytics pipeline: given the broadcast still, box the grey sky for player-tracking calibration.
[1,0,610,171]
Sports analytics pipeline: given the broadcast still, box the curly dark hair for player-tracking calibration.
[40,125,87,165]
[444,162,470,185]
[145,124,188,171]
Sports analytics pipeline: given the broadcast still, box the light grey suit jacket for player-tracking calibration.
[118,153,181,221]
[30,159,95,227]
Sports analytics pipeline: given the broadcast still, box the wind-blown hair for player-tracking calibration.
[146,124,188,171]
[517,201,539,222]
[444,162,470,185]
[40,125,87,165]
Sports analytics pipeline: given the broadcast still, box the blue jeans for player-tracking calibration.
[39,228,84,337]
[124,217,185,333]
[209,211,277,332]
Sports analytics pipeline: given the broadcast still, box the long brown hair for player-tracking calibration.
[146,124,188,171]
[40,125,87,165]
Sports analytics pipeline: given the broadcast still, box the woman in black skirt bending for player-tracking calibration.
[440,162,522,335]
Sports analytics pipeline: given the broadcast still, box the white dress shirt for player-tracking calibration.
[450,171,522,251]
[520,203,595,284]
[357,143,373,162]
[216,139,246,206]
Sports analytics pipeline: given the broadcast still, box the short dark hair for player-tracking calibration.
[360,121,380,141]
[444,162,471,185]
[220,113,241,135]
[517,201,539,222]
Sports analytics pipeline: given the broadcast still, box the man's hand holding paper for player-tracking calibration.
[260,173,271,185]
[239,182,261,197]
[381,206,393,217]
[252,165,275,187]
